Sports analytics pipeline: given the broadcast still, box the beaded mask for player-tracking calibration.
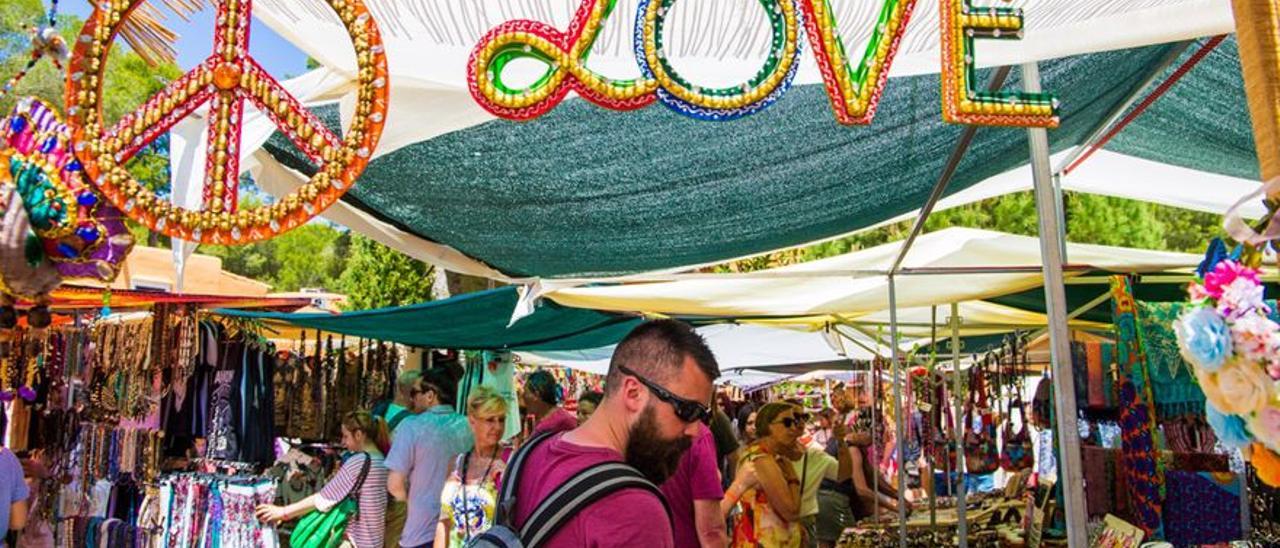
[0,97,133,285]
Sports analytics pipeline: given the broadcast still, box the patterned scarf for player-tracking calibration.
[1110,275,1164,536]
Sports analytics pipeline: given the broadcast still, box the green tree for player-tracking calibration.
[338,235,434,310]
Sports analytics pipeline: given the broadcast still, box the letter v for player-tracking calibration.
[799,0,919,125]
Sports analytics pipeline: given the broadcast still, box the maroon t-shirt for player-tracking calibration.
[533,407,578,435]
[660,424,724,548]
[513,433,674,547]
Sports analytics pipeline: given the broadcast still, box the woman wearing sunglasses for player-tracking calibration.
[725,402,804,547]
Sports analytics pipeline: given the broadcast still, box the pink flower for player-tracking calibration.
[1189,282,1213,303]
[1219,277,1271,319]
[1254,407,1280,451]
[1204,260,1262,299]
[1232,314,1280,363]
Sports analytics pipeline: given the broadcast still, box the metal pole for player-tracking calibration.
[1024,61,1088,547]
[890,67,1013,274]
[951,303,967,548]
[1051,41,1194,176]
[888,275,909,547]
[929,306,938,533]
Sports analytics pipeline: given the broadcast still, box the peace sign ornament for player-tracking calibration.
[65,0,389,244]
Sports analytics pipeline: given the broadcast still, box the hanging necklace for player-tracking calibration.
[460,444,501,540]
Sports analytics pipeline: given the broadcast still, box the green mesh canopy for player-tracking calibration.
[217,287,641,351]
[264,39,1248,279]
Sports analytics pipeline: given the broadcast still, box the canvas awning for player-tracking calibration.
[541,227,1200,319]
[518,323,860,376]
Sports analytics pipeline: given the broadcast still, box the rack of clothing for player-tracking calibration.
[156,472,279,548]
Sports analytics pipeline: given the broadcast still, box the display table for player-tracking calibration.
[836,499,1031,548]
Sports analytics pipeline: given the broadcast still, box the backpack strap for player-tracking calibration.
[493,430,559,526]
[519,461,671,548]
[387,409,412,431]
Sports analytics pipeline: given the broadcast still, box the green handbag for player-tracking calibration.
[291,452,372,548]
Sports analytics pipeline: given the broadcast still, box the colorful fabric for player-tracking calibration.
[1086,342,1105,408]
[731,445,802,548]
[1110,276,1164,537]
[1136,301,1208,419]
[1163,471,1241,545]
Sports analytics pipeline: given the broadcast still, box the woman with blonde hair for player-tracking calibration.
[435,387,511,547]
[257,411,391,548]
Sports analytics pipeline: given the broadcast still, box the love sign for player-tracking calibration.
[467,0,1058,128]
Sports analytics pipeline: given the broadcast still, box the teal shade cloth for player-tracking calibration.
[264,39,1245,279]
[216,287,641,351]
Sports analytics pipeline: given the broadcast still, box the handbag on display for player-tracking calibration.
[964,369,1000,475]
[929,383,958,470]
[1000,391,1035,472]
[290,452,372,548]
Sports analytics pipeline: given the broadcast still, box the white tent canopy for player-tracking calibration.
[519,323,881,389]
[541,227,1200,319]
[252,0,1231,88]
[520,323,856,373]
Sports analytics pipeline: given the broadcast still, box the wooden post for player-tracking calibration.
[1233,0,1280,185]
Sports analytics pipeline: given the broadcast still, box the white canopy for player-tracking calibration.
[541,227,1200,319]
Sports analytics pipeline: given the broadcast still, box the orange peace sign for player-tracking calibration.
[65,0,388,244]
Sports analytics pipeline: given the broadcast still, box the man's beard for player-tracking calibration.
[625,404,692,484]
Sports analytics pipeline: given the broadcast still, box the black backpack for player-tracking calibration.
[465,431,672,548]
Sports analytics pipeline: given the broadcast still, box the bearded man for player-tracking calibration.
[508,320,720,547]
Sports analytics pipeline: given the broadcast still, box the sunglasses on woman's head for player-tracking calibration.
[618,365,712,424]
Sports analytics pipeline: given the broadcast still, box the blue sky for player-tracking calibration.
[62,1,311,77]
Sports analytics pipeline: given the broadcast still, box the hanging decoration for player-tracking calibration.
[0,97,133,283]
[635,0,802,121]
[1111,275,1165,536]
[1174,238,1280,485]
[800,0,917,125]
[0,0,68,103]
[469,0,1055,127]
[64,0,389,245]
[938,0,1059,127]
[467,0,658,121]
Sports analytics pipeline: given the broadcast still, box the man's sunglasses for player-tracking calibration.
[618,365,712,424]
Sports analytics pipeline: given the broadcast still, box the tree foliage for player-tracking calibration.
[337,235,434,310]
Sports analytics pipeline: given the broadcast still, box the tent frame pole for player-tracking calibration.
[951,302,967,548]
[888,275,909,547]
[928,306,939,534]
[1024,292,1114,341]
[889,67,1013,274]
[1052,40,1195,176]
[1024,61,1088,547]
